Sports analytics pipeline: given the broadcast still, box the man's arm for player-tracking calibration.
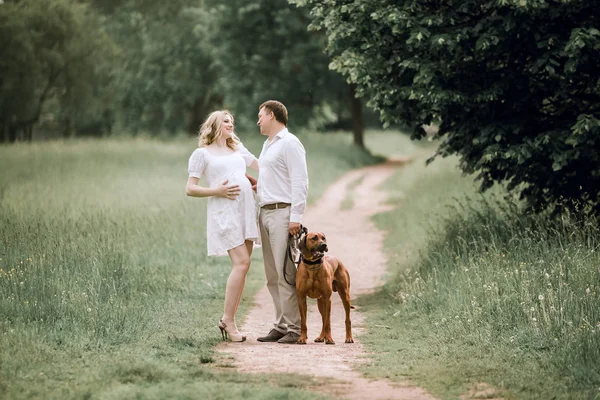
[245,173,258,191]
[285,140,309,235]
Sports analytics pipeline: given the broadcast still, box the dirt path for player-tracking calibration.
[216,160,437,400]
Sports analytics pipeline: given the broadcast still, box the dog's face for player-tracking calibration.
[299,231,328,260]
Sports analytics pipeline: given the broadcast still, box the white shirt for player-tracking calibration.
[257,128,309,223]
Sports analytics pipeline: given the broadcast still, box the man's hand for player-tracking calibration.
[289,222,301,236]
[245,173,257,191]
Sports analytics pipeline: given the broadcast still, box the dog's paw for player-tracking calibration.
[325,339,335,345]
[345,338,354,343]
[314,337,324,343]
[297,337,307,344]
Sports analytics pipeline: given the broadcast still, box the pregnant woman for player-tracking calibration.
[185,110,259,342]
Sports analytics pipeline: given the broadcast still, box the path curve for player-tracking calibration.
[217,159,437,400]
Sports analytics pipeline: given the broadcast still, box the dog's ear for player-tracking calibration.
[298,232,307,253]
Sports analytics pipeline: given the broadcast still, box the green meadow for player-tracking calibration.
[0,131,384,399]
[359,150,600,399]
[2,131,599,399]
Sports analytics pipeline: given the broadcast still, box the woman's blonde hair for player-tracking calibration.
[198,110,240,150]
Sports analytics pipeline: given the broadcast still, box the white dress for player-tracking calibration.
[188,143,260,256]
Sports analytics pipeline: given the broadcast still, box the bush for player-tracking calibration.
[296,0,600,215]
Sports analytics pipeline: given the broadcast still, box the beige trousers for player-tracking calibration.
[259,207,300,334]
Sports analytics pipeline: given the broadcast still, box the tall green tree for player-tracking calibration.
[0,0,115,142]
[208,0,365,145]
[297,0,600,214]
[93,0,221,135]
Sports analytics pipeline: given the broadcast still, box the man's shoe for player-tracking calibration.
[277,331,300,344]
[257,329,286,342]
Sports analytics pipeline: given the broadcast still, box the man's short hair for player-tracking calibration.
[259,100,288,126]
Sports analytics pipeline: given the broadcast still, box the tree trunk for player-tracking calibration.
[349,83,364,148]
[25,125,33,141]
[8,125,17,143]
[187,93,224,136]
[187,98,204,136]
[63,118,73,139]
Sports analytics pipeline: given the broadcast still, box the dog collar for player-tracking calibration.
[302,256,323,270]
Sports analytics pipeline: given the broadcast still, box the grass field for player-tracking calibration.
[0,131,390,399]
[6,129,595,399]
[359,151,600,399]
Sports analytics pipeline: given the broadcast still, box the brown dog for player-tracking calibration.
[295,231,354,345]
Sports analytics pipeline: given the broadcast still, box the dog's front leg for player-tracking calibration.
[297,292,308,344]
[324,298,335,345]
[314,298,326,342]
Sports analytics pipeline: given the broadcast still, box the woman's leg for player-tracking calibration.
[232,240,254,317]
[222,242,251,333]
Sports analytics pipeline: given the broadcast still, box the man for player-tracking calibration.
[255,100,308,344]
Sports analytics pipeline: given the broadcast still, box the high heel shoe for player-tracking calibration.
[218,319,246,342]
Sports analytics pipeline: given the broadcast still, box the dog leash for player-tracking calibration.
[283,225,307,286]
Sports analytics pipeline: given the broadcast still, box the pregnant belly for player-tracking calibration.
[218,176,254,204]
[237,175,252,191]
[213,171,250,189]
[229,173,252,192]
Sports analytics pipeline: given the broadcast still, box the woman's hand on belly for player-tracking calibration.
[214,179,241,200]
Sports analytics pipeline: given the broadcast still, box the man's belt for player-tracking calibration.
[261,202,291,210]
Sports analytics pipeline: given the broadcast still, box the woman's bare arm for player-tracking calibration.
[185,177,240,199]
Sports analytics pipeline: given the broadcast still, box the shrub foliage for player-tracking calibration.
[295,0,600,214]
